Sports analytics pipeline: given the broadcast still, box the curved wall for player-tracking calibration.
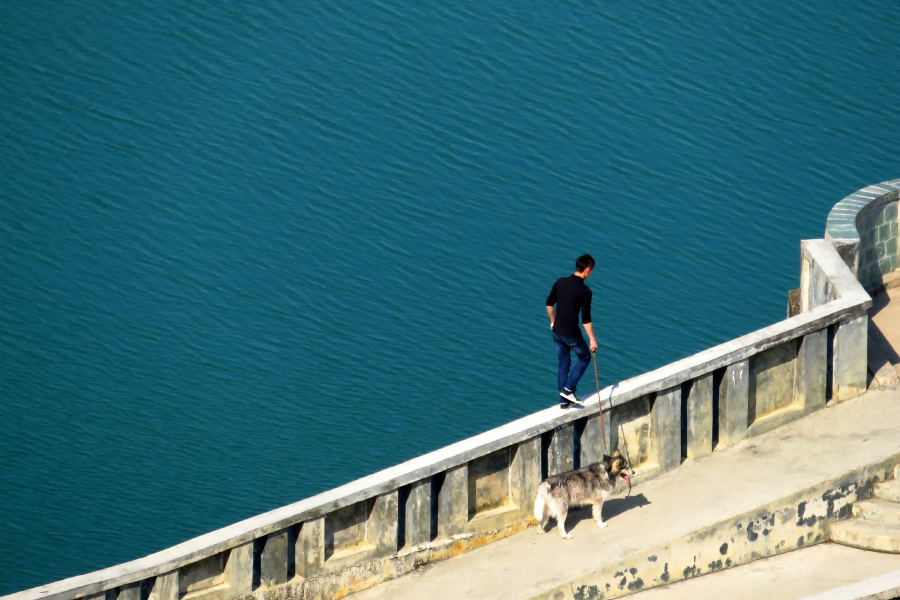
[825,178,900,291]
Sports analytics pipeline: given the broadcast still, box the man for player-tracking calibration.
[546,254,597,409]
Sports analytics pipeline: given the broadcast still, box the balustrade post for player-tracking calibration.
[437,464,467,537]
[795,329,827,412]
[833,314,867,400]
[652,386,682,472]
[259,527,291,587]
[147,572,178,600]
[372,490,400,558]
[510,437,541,516]
[719,359,750,446]
[404,479,432,547]
[685,374,713,459]
[224,541,254,595]
[117,583,140,600]
[580,406,613,465]
[295,517,325,579]
[547,424,574,477]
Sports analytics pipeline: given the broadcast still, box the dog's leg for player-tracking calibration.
[593,500,607,529]
[556,499,572,539]
[534,495,548,534]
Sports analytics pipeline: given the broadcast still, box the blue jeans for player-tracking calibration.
[553,333,592,393]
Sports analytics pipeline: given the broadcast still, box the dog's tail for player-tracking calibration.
[534,481,551,523]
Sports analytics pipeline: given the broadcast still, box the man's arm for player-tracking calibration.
[584,322,598,352]
[582,287,597,351]
[546,282,557,330]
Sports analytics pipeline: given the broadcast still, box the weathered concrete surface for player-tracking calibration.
[652,387,681,473]
[718,359,749,446]
[831,520,900,553]
[833,314,868,400]
[436,465,467,538]
[622,544,900,600]
[296,518,324,579]
[225,542,254,598]
[147,572,178,600]
[684,374,713,460]
[796,329,827,413]
[875,480,900,503]
[548,424,575,477]
[402,480,431,547]
[853,498,900,527]
[259,528,291,587]
[349,388,900,600]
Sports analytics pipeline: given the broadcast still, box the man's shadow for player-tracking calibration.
[564,493,652,531]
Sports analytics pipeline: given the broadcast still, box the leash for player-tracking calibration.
[592,350,607,451]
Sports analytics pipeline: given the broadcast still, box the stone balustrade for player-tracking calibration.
[4,238,875,600]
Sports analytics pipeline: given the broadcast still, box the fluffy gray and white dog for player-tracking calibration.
[534,449,634,539]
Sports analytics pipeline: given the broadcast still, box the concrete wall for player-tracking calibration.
[825,179,900,292]
[857,199,899,289]
[4,243,873,600]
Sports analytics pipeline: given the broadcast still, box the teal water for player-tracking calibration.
[2,0,899,593]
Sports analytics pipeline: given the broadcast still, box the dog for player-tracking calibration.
[533,449,634,539]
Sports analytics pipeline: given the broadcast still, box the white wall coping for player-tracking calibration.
[3,241,872,600]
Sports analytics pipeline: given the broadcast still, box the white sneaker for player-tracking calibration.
[559,388,581,404]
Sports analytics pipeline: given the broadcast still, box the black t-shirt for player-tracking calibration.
[546,275,592,339]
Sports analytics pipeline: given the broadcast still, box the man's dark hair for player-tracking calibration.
[575,254,596,272]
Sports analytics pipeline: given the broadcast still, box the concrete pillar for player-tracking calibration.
[295,517,324,579]
[547,423,575,477]
[719,359,749,446]
[146,572,178,600]
[652,386,682,472]
[510,436,541,515]
[225,541,254,595]
[580,410,613,465]
[371,490,399,557]
[404,479,432,547]
[117,583,140,600]
[259,527,291,587]
[84,592,115,600]
[437,464,468,537]
[795,328,827,411]
[833,313,868,400]
[685,374,714,459]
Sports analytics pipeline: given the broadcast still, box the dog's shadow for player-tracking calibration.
[563,493,652,531]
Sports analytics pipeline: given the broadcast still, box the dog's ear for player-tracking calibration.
[612,449,622,458]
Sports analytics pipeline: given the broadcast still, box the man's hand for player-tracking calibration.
[584,322,598,352]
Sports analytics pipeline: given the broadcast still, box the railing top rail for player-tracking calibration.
[4,241,871,600]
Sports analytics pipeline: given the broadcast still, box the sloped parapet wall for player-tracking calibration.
[825,178,900,292]
[2,234,876,600]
